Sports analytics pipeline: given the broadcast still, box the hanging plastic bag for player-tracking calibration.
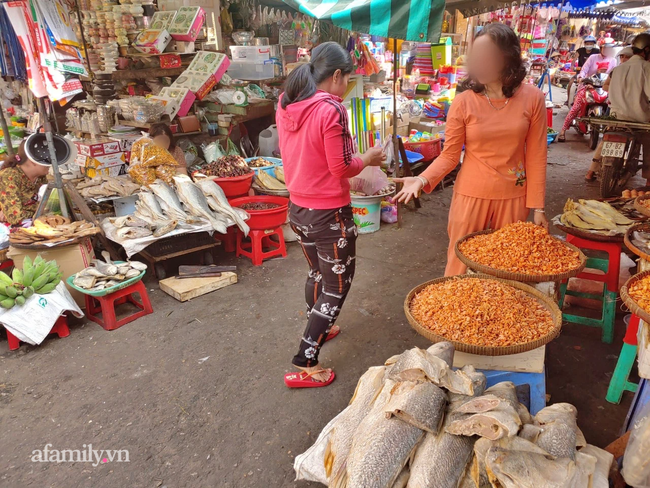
[622,400,650,487]
[226,138,240,156]
[201,141,226,164]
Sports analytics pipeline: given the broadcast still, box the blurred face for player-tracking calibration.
[467,35,506,86]
[584,42,596,52]
[152,134,171,150]
[26,160,51,177]
[619,54,631,63]
[602,46,614,58]
[328,70,351,98]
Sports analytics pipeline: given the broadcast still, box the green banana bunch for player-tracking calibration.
[0,255,62,309]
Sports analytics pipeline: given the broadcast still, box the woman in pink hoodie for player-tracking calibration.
[277,42,385,388]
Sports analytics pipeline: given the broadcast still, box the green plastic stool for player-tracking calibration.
[606,314,639,404]
[558,247,617,344]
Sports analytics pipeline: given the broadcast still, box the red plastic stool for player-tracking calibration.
[85,280,153,331]
[0,259,13,271]
[215,226,237,253]
[566,235,621,293]
[236,227,286,266]
[5,314,70,351]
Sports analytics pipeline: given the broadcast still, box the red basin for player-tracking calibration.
[212,172,254,198]
[229,196,289,230]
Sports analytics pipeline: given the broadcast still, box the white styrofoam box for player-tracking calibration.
[229,45,271,62]
[226,60,275,81]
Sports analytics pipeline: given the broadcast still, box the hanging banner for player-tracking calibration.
[282,0,444,43]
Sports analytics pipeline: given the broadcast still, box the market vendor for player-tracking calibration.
[277,42,386,388]
[566,35,599,106]
[0,141,49,225]
[394,24,548,276]
[149,123,187,175]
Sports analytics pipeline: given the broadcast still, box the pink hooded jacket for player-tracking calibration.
[276,90,364,209]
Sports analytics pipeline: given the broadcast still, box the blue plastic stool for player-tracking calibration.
[482,368,546,415]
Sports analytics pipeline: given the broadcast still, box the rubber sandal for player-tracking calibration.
[585,171,597,182]
[284,370,336,388]
[326,325,340,342]
[557,135,566,142]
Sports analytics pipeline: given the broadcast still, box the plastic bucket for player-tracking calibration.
[351,194,383,234]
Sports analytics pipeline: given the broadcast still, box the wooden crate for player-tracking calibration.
[159,272,237,302]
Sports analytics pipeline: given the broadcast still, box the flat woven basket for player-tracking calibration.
[404,274,563,356]
[620,270,650,324]
[624,222,650,261]
[554,221,625,243]
[454,229,587,283]
[634,194,650,218]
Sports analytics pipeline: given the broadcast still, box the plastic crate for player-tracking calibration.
[403,138,442,163]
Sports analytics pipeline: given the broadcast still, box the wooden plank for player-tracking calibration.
[453,346,546,373]
[604,430,631,458]
[159,272,237,301]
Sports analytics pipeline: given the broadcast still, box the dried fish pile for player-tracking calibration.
[560,198,633,234]
[255,171,286,191]
[409,278,555,347]
[458,222,582,276]
[106,177,250,240]
[248,157,274,168]
[295,343,613,488]
[76,175,141,199]
[196,155,251,178]
[72,251,147,292]
[10,216,101,245]
[630,230,650,255]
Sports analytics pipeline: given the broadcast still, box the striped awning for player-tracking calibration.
[281,0,445,43]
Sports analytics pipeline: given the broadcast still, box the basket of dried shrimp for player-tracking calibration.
[404,274,563,356]
[634,194,650,218]
[455,222,586,283]
[621,270,650,324]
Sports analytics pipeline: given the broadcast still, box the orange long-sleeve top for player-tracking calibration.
[421,84,548,209]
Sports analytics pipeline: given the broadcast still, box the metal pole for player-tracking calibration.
[0,105,14,157]
[74,0,93,77]
[393,39,402,228]
[37,97,69,219]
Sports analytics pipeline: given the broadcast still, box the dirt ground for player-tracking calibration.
[0,88,639,488]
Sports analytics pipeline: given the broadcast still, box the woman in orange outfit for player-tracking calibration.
[395,24,548,276]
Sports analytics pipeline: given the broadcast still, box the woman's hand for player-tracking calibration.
[533,209,549,230]
[392,177,425,204]
[359,146,386,167]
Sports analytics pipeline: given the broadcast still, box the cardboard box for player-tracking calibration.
[150,10,176,30]
[158,87,196,117]
[109,134,141,152]
[166,40,195,53]
[187,51,230,82]
[134,29,172,55]
[168,6,205,42]
[77,152,127,178]
[8,237,96,308]
[160,53,182,69]
[74,139,122,158]
[171,70,215,100]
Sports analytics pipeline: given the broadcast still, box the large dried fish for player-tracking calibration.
[446,402,522,440]
[346,381,427,488]
[485,381,533,425]
[138,191,167,222]
[384,381,447,433]
[116,227,153,239]
[580,444,613,488]
[73,274,96,289]
[535,403,578,460]
[392,468,410,488]
[520,424,543,443]
[149,179,189,221]
[173,175,228,234]
[407,367,487,488]
[325,366,386,485]
[196,178,250,236]
[92,259,118,277]
[387,347,474,395]
[153,220,178,237]
[485,447,576,488]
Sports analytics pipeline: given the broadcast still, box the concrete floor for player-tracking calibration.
[0,89,639,487]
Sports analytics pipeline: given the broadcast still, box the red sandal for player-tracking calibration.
[326,325,340,342]
[284,369,336,388]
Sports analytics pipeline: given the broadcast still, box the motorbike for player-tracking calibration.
[597,121,650,198]
[571,74,609,149]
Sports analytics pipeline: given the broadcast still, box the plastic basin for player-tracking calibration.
[229,196,289,230]
[66,261,146,297]
[245,157,282,177]
[212,172,254,198]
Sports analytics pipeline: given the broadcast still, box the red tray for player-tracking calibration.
[229,196,289,230]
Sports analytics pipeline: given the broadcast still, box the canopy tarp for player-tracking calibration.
[281,0,445,42]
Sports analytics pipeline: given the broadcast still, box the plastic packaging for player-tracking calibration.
[381,200,398,224]
[350,166,389,197]
[258,124,279,157]
[622,400,650,487]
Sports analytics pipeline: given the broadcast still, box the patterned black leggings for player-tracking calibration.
[290,204,358,368]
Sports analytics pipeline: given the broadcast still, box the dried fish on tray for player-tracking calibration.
[556,198,634,237]
[9,215,101,247]
[295,342,613,488]
[194,155,251,178]
[76,175,141,199]
[70,251,147,294]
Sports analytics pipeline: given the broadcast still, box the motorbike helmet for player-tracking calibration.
[583,35,597,43]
